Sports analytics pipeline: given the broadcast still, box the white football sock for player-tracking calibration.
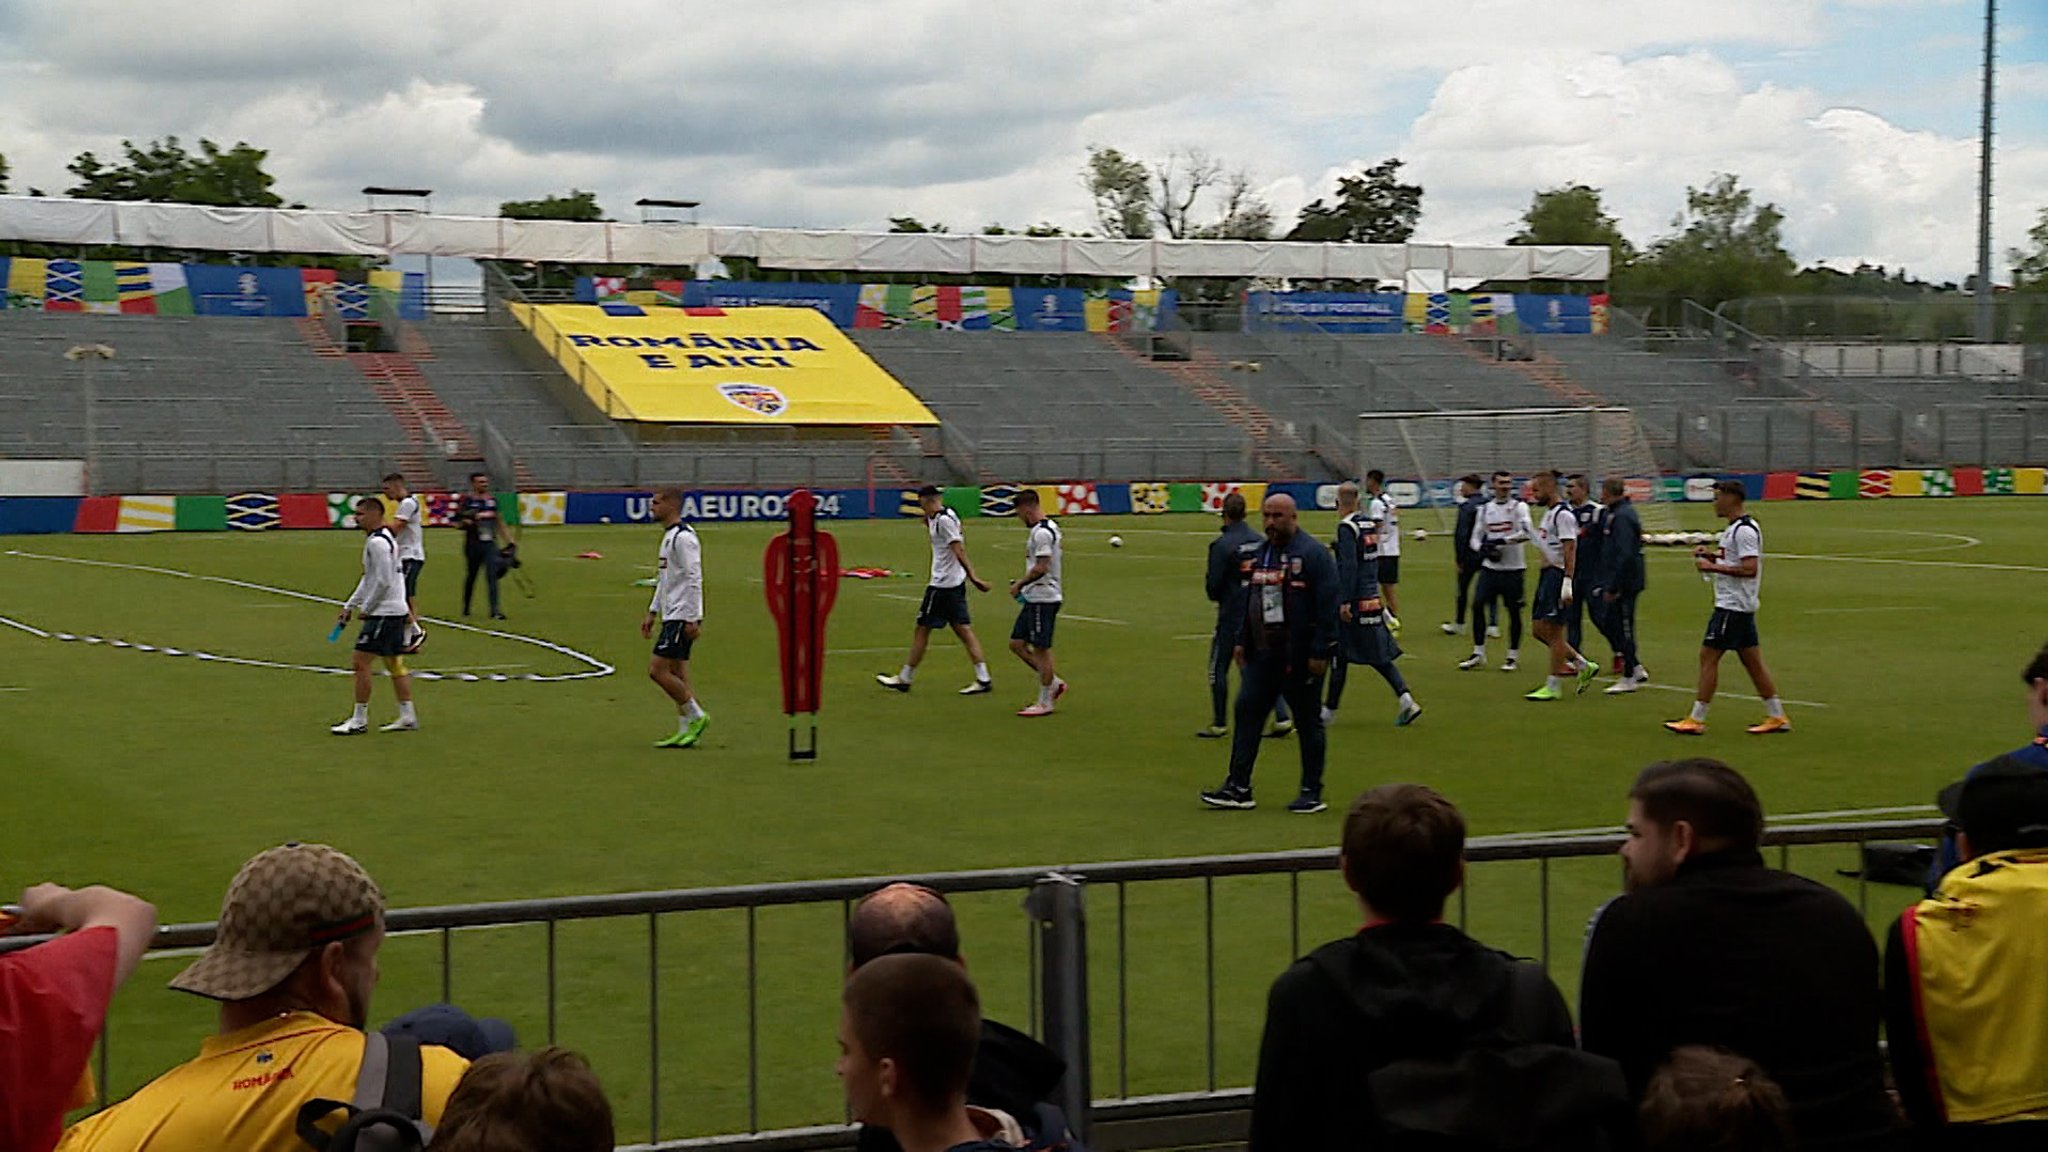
[1546,675,1564,694]
[1764,696,1785,719]
[1398,692,1416,710]
[974,662,990,682]
[898,665,915,683]
[398,701,416,722]
[686,699,706,720]
[1690,701,1710,723]
[351,703,368,723]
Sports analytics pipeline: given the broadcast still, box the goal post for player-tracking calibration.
[1356,407,1679,532]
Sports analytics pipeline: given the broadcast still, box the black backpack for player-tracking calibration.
[295,1031,433,1152]
[1365,962,1630,1151]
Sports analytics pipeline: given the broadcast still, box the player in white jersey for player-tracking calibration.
[641,487,711,748]
[380,472,428,655]
[1522,470,1600,701]
[331,497,417,734]
[877,485,994,695]
[1460,471,1535,673]
[1362,469,1402,632]
[1008,489,1068,717]
[1666,480,1790,736]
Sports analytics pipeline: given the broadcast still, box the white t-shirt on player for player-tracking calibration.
[928,508,966,589]
[390,495,425,563]
[649,522,703,622]
[1021,519,1063,604]
[1714,516,1763,613]
[1532,502,1578,571]
[1365,492,1401,557]
[1471,498,1536,571]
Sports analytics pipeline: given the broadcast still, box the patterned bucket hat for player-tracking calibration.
[170,842,384,1001]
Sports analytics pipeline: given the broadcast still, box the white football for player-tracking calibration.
[1413,528,1429,541]
[1108,535,1124,548]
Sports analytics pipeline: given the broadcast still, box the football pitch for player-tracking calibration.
[3,498,2039,1139]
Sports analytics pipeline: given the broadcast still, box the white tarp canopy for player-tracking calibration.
[0,195,1612,281]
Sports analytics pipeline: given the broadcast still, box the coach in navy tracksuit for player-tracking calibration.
[1442,475,1494,635]
[1592,478,1647,686]
[1201,494,1340,814]
[1203,492,1293,737]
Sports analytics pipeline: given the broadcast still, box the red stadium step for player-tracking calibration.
[1096,336,1300,480]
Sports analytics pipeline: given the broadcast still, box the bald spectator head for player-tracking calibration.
[847,883,961,970]
[1262,493,1298,545]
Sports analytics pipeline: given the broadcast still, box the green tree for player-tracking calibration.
[1083,145,1154,239]
[1510,184,1635,262]
[2010,206,2048,292]
[1286,158,1422,243]
[499,189,605,221]
[887,216,947,233]
[1633,173,1794,312]
[66,137,284,207]
[982,223,1068,236]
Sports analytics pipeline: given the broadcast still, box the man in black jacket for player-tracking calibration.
[1200,493,1340,814]
[1580,759,1902,1151]
[1250,784,1596,1151]
[1594,476,1650,693]
[1199,492,1293,739]
[847,883,1066,1152]
[1439,474,1495,638]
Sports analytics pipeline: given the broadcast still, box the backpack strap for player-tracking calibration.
[353,1031,390,1110]
[377,1032,426,1120]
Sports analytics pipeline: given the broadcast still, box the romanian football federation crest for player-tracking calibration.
[717,382,787,417]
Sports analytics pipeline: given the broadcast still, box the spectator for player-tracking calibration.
[1,883,156,1152]
[58,843,468,1151]
[427,1047,614,1152]
[838,954,1022,1152]
[1580,759,1902,1151]
[1886,755,2048,1147]
[1926,639,2048,888]
[384,1003,520,1062]
[1251,784,1624,1151]
[1640,1046,1796,1152]
[847,883,1065,1151]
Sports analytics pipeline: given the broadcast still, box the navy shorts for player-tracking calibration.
[1377,555,1401,585]
[1478,567,1526,610]
[355,615,408,657]
[1012,602,1060,649]
[1532,568,1569,623]
[1703,608,1760,652]
[654,620,696,661]
[917,584,971,629]
[401,559,424,598]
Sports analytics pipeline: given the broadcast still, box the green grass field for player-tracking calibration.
[3,498,2041,1141]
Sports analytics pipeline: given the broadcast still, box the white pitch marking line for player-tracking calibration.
[0,687,29,693]
[873,591,1126,625]
[827,646,907,655]
[0,550,613,682]
[1634,682,1831,708]
[1172,633,1214,641]
[1799,605,1927,615]
[421,663,531,673]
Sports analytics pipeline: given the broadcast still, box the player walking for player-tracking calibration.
[1461,471,1533,672]
[1362,469,1403,633]
[1666,480,1790,736]
[1326,482,1423,726]
[878,486,993,694]
[331,497,417,734]
[1595,476,1651,694]
[381,472,427,654]
[1523,470,1598,701]
[1009,489,1067,717]
[641,488,710,748]
[1564,474,1603,667]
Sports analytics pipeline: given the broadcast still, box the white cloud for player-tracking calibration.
[0,0,2039,278]
[1402,52,2047,280]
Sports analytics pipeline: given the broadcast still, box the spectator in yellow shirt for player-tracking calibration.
[60,843,468,1151]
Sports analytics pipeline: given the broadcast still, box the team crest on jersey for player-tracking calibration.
[717,382,787,416]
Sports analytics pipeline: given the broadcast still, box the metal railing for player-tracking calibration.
[5,818,1944,1151]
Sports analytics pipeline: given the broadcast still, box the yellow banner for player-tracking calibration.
[511,303,938,425]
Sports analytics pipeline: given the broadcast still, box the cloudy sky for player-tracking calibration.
[1,0,2042,282]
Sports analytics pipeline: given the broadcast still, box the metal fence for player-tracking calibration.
[4,817,1944,1151]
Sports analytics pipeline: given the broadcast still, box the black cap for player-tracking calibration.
[917,484,942,500]
[1940,755,2048,854]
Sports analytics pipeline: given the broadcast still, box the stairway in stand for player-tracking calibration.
[864,427,917,486]
[1449,336,1607,407]
[1097,335,1300,480]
